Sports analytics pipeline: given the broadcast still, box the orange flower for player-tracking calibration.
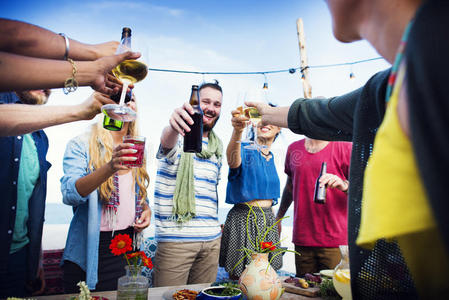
[260,241,275,251]
[126,251,141,259]
[140,252,153,269]
[110,234,133,256]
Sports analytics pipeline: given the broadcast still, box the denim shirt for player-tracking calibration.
[60,133,147,290]
[0,92,51,280]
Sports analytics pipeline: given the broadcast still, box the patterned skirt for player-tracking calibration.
[219,204,283,277]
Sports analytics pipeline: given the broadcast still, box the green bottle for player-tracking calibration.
[103,113,123,131]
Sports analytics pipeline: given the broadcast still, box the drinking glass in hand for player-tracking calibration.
[235,92,254,146]
[102,27,148,122]
[122,135,145,168]
[103,90,134,131]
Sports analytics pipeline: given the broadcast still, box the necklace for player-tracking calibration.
[386,21,413,103]
[260,150,271,159]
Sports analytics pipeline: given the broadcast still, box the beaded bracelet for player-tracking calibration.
[63,58,78,94]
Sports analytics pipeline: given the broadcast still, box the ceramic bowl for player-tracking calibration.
[196,286,242,299]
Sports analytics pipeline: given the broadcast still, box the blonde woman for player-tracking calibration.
[60,92,150,292]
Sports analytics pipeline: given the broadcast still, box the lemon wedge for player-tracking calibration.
[334,269,351,284]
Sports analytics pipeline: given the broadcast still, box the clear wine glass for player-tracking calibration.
[244,107,266,150]
[102,29,148,122]
[235,92,254,146]
[243,89,266,151]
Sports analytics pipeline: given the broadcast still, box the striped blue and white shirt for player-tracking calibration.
[154,138,222,242]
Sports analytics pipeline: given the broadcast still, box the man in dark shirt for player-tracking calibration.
[0,90,52,298]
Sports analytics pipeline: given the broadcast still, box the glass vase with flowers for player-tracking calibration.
[109,234,153,300]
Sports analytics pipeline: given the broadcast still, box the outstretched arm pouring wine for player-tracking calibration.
[0,50,140,93]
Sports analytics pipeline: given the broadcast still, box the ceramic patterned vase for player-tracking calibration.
[238,253,284,300]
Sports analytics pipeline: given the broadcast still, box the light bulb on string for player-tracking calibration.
[262,73,268,90]
[349,64,355,79]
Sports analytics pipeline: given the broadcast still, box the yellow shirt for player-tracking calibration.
[357,65,435,248]
[358,64,449,297]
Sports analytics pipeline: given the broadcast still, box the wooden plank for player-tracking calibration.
[296,18,312,99]
[281,276,321,298]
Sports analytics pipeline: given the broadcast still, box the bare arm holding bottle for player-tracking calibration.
[160,102,195,150]
[0,50,139,93]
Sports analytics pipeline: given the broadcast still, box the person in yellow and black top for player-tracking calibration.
[248,0,449,299]
[357,0,449,298]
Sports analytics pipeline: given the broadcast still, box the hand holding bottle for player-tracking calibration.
[89,50,140,95]
[319,173,349,192]
[169,102,197,136]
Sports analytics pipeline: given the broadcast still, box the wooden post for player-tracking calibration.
[296,18,312,99]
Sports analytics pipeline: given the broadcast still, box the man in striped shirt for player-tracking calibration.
[153,82,223,287]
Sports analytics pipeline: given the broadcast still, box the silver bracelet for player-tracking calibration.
[58,33,70,60]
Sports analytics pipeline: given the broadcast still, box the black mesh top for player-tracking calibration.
[288,69,419,300]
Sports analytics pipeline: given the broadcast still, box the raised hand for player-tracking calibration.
[231,107,249,132]
[90,50,140,95]
[107,143,139,172]
[168,102,195,136]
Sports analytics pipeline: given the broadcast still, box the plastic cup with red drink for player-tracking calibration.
[122,135,145,167]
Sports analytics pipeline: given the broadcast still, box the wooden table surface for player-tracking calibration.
[35,282,322,299]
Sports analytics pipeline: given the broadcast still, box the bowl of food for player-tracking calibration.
[196,286,242,299]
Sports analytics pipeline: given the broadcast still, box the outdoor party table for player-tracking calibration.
[34,282,323,300]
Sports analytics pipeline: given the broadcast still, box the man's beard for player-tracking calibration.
[203,115,220,133]
[16,90,51,105]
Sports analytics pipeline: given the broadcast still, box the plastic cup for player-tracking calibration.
[122,135,145,167]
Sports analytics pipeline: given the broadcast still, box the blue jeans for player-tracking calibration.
[0,246,28,298]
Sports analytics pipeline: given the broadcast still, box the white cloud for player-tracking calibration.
[85,1,183,17]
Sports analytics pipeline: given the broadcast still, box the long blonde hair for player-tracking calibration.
[88,116,149,204]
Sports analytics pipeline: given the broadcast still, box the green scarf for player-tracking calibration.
[172,130,223,223]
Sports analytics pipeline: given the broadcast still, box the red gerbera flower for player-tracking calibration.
[110,234,133,256]
[140,252,153,269]
[261,241,276,251]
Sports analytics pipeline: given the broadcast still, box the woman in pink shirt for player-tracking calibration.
[61,92,151,292]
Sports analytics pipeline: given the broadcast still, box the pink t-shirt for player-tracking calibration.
[284,140,352,247]
[100,172,136,231]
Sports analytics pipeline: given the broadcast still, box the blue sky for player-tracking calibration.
[2,0,390,204]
